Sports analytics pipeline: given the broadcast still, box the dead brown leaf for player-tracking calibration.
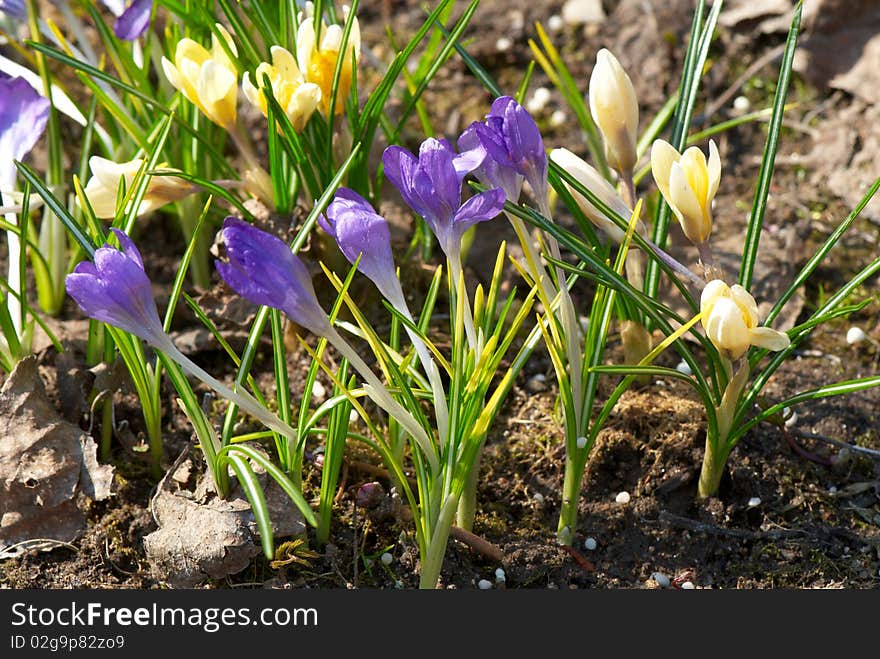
[0,356,113,556]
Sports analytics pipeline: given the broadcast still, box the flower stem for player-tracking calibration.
[419,493,459,589]
[323,326,439,474]
[160,341,299,444]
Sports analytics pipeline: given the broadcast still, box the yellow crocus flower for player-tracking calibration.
[242,46,322,132]
[161,24,239,130]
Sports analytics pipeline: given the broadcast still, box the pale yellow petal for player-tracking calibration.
[707,139,721,202]
[729,284,759,328]
[650,139,680,203]
[700,279,730,317]
[749,327,791,352]
[198,60,238,128]
[270,45,302,81]
[669,162,705,243]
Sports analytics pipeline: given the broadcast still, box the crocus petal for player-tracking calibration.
[668,161,707,243]
[700,279,729,316]
[321,187,401,301]
[705,296,751,361]
[198,60,237,127]
[417,138,460,214]
[550,147,639,242]
[707,139,721,202]
[650,139,680,203]
[110,227,144,270]
[0,76,50,185]
[749,327,791,352]
[113,0,152,41]
[729,283,759,328]
[216,217,329,336]
[452,188,506,233]
[65,235,165,345]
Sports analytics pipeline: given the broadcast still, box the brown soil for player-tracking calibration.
[2,0,879,590]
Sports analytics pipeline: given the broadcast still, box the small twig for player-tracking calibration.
[791,429,880,461]
[782,427,834,467]
[449,526,504,563]
[561,545,596,573]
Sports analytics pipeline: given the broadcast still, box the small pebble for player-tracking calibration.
[747,497,761,508]
[675,360,693,376]
[349,409,359,423]
[828,485,838,494]
[615,491,631,504]
[526,86,552,114]
[732,95,751,113]
[311,380,327,401]
[651,572,671,588]
[394,580,404,589]
[526,373,547,392]
[495,36,512,52]
[584,537,597,551]
[680,581,695,590]
[576,436,587,450]
[495,568,506,583]
[533,492,545,503]
[380,552,393,566]
[549,109,567,128]
[478,579,493,590]
[784,409,798,428]
[547,14,564,32]
[846,326,867,345]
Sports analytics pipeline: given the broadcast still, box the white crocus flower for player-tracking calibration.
[651,139,721,247]
[81,157,194,218]
[700,280,790,361]
[550,147,645,242]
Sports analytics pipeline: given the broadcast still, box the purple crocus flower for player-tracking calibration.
[111,0,152,41]
[0,75,50,185]
[382,137,506,258]
[0,0,24,19]
[464,96,549,210]
[65,229,166,346]
[215,217,330,337]
[319,187,402,303]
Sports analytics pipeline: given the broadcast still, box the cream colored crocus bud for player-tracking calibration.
[550,147,645,242]
[161,24,239,130]
[242,46,322,132]
[296,5,361,116]
[651,139,720,246]
[700,280,790,361]
[589,49,638,175]
[81,157,194,218]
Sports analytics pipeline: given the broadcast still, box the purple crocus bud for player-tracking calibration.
[111,0,152,41]
[319,187,403,304]
[215,217,330,337]
[382,137,506,258]
[0,75,50,185]
[472,96,548,209]
[65,229,166,346]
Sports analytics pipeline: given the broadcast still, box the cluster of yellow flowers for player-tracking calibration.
[82,3,361,219]
[161,4,360,131]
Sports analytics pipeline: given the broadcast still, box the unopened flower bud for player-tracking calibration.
[589,49,638,175]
